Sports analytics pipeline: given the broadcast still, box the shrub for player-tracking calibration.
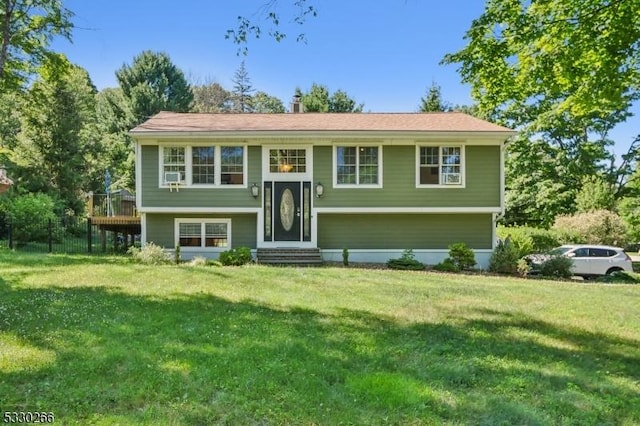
[553,210,628,247]
[387,249,425,270]
[497,225,560,255]
[432,257,459,272]
[128,242,171,265]
[219,246,253,266]
[188,256,209,267]
[342,248,349,266]
[539,255,573,279]
[598,271,640,284]
[4,193,61,245]
[488,240,520,275]
[448,242,476,270]
[517,258,531,277]
[527,228,562,253]
[174,245,181,264]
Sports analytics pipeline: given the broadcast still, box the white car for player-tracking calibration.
[527,244,633,277]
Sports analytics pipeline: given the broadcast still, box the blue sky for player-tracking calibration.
[54,0,637,153]
[54,0,486,111]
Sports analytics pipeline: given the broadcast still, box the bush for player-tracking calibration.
[448,242,476,270]
[488,240,520,275]
[539,255,573,279]
[553,210,628,247]
[517,258,531,277]
[432,257,459,272]
[598,271,640,284]
[219,246,253,266]
[188,256,209,267]
[497,225,560,255]
[527,228,562,253]
[342,248,349,266]
[128,242,171,265]
[387,249,425,270]
[4,193,61,245]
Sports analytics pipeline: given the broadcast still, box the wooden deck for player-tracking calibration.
[90,216,141,225]
[90,216,141,233]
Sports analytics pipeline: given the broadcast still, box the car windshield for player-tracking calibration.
[549,246,573,256]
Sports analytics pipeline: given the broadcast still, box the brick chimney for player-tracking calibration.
[290,93,304,113]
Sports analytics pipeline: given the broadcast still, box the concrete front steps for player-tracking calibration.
[256,248,323,266]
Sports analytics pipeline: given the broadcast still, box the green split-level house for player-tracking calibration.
[130,110,514,267]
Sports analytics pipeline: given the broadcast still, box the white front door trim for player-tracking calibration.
[258,145,317,248]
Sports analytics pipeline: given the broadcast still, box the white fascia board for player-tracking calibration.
[314,207,501,214]
[138,207,260,214]
[129,130,515,143]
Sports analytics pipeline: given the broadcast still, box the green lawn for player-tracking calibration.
[1,251,639,425]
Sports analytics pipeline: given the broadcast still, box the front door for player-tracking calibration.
[273,181,301,241]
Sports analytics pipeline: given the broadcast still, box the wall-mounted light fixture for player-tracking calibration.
[251,183,260,198]
[315,182,324,198]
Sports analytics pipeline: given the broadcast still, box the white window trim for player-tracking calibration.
[158,144,248,189]
[174,218,232,251]
[332,145,383,188]
[415,145,466,188]
[262,145,313,181]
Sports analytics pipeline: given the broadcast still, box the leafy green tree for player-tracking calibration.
[619,196,640,243]
[575,175,616,213]
[250,91,285,113]
[11,55,96,214]
[0,90,21,149]
[231,60,254,112]
[92,88,136,192]
[443,0,640,225]
[419,82,451,112]
[503,137,576,226]
[301,83,362,113]
[442,0,640,134]
[191,80,232,113]
[618,158,640,242]
[300,83,329,112]
[451,104,482,117]
[0,0,73,91]
[329,89,363,113]
[116,51,193,123]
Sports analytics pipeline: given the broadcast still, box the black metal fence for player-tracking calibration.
[0,216,140,254]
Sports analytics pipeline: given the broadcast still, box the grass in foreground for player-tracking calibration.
[1,251,639,424]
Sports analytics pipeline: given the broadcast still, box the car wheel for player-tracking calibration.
[606,267,623,275]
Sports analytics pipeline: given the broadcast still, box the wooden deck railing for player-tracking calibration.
[88,192,137,218]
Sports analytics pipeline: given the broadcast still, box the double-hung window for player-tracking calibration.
[192,147,215,184]
[220,147,244,185]
[160,145,245,187]
[334,146,381,187]
[417,146,463,186]
[162,147,186,183]
[176,219,231,249]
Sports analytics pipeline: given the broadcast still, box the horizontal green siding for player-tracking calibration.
[140,145,262,208]
[313,145,500,208]
[139,143,500,209]
[318,213,493,249]
[146,213,257,248]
